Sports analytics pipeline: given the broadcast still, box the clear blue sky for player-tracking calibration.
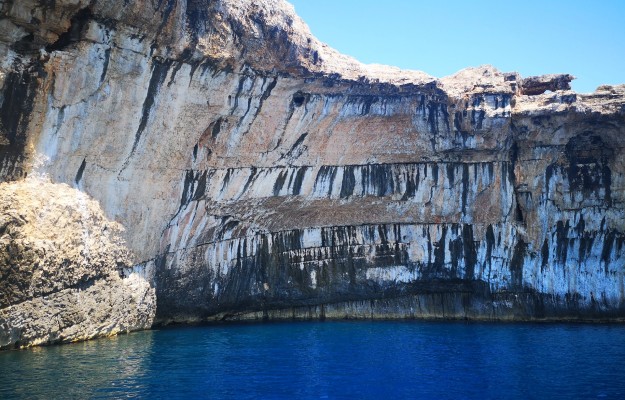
[288,0,624,93]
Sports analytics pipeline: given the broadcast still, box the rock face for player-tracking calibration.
[0,0,624,345]
[0,178,155,349]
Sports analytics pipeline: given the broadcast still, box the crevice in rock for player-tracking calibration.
[509,239,527,289]
[99,47,111,83]
[119,59,172,173]
[0,65,41,180]
[74,158,86,185]
[12,34,36,55]
[292,92,307,107]
[46,7,93,52]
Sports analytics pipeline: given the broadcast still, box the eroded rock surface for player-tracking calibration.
[520,74,574,95]
[0,178,155,349]
[0,0,624,343]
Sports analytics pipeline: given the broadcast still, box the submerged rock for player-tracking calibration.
[0,0,623,346]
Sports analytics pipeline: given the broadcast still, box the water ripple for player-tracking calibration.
[2,322,625,399]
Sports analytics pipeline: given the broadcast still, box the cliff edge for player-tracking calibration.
[1,0,624,347]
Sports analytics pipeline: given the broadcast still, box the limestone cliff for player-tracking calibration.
[0,0,624,347]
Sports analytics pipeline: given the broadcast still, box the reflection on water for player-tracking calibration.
[1,330,155,399]
[1,322,625,399]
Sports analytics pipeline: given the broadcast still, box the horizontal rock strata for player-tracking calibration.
[0,0,624,347]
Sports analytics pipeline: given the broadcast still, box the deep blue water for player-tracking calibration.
[1,321,625,399]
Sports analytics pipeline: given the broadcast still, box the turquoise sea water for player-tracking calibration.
[1,321,624,399]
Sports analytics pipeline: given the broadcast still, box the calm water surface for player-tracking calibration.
[1,321,624,399]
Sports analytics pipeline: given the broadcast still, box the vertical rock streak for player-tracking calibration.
[0,0,623,338]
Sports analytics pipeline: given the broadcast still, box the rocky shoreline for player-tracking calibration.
[1,0,624,348]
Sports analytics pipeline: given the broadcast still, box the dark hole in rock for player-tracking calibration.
[46,8,93,52]
[292,92,306,107]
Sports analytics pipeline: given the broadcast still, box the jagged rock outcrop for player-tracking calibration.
[520,74,574,95]
[0,0,624,346]
[0,177,155,349]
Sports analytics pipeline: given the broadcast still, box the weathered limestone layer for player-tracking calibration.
[0,0,624,345]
